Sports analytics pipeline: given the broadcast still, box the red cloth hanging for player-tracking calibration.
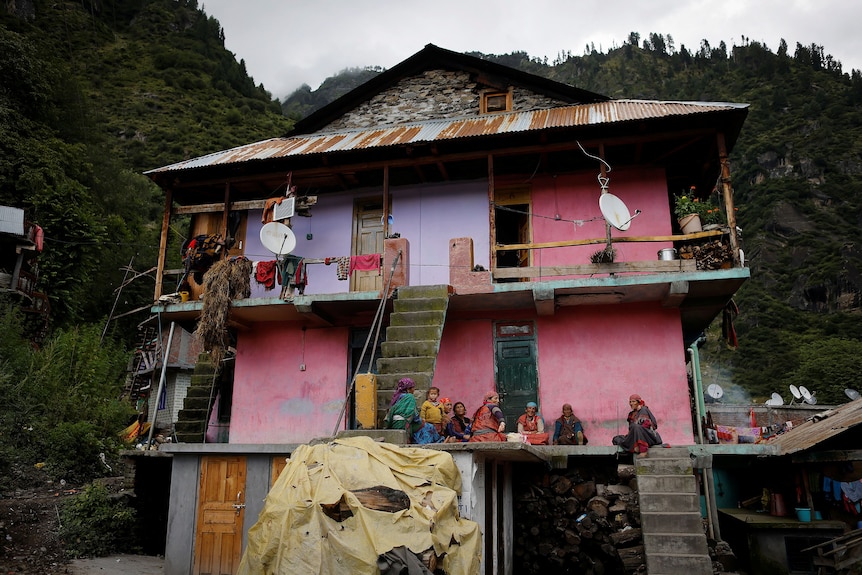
[349,254,381,274]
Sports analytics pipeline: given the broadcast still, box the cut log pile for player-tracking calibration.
[513,464,645,575]
[678,239,734,270]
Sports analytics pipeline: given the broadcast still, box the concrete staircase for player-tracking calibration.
[174,353,218,443]
[636,446,712,574]
[375,285,450,424]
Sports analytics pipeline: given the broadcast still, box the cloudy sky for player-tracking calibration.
[201,0,862,101]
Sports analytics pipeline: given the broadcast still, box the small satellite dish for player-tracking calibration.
[599,193,636,231]
[845,388,861,401]
[799,386,811,400]
[765,392,784,406]
[707,384,724,400]
[260,221,296,255]
[789,385,802,404]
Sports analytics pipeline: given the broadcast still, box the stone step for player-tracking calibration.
[377,356,436,375]
[182,396,211,411]
[640,492,700,513]
[640,511,703,533]
[174,432,204,443]
[636,457,693,475]
[644,446,690,459]
[392,297,448,313]
[184,386,214,399]
[643,533,708,556]
[395,285,451,299]
[645,552,712,574]
[376,373,434,392]
[381,340,439,358]
[385,325,443,342]
[637,474,697,494]
[388,310,446,327]
[175,419,207,434]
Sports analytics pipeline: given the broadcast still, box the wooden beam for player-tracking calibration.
[492,259,697,279]
[717,132,741,266]
[494,229,723,251]
[154,187,173,299]
[488,154,496,270]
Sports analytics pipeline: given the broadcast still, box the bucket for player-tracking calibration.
[179,291,190,303]
[795,507,811,522]
[657,248,678,261]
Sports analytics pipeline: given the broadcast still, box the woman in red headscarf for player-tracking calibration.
[612,394,662,456]
[468,391,507,442]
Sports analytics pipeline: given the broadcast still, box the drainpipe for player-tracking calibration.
[688,343,706,444]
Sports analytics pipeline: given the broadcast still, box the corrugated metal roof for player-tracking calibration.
[771,397,862,455]
[146,100,747,175]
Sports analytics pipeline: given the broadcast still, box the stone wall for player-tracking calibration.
[324,69,568,131]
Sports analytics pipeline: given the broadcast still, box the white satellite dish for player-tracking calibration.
[845,388,861,401]
[599,193,638,231]
[789,385,802,404]
[260,221,296,255]
[765,392,784,406]
[800,386,817,405]
[707,384,724,400]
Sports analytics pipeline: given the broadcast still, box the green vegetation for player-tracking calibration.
[60,482,138,557]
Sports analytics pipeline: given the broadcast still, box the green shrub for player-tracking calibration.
[60,482,138,558]
[41,421,118,484]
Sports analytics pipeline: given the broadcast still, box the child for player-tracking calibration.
[420,386,444,433]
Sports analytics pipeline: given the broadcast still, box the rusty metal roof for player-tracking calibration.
[771,397,862,455]
[146,100,747,175]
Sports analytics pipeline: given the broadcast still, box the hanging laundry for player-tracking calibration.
[262,197,287,224]
[349,254,381,274]
[336,256,350,280]
[255,260,278,290]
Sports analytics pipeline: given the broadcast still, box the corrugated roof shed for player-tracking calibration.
[771,398,862,455]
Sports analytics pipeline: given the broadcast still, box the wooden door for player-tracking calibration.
[271,456,289,486]
[494,322,539,425]
[351,198,383,292]
[186,212,247,299]
[193,456,247,575]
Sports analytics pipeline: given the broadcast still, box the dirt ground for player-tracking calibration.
[0,476,163,574]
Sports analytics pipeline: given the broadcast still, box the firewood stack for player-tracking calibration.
[513,464,645,575]
[678,239,734,270]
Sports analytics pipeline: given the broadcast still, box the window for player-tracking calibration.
[481,90,512,114]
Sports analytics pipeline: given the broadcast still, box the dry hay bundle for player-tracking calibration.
[196,257,253,364]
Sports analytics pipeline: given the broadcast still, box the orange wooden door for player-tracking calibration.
[193,456,247,575]
[351,198,383,292]
[271,456,289,486]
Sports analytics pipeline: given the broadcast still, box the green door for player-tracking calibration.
[494,322,538,426]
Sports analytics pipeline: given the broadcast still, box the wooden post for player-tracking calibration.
[222,181,230,239]
[383,165,390,238]
[154,187,172,299]
[488,154,496,270]
[717,133,740,266]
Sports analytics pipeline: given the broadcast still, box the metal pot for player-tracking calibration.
[657,248,678,261]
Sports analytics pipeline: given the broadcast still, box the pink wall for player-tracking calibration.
[230,324,350,443]
[431,305,694,447]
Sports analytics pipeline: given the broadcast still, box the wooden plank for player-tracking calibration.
[493,229,723,251]
[492,259,697,279]
[174,199,268,214]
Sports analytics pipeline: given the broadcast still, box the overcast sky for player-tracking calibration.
[200,0,862,101]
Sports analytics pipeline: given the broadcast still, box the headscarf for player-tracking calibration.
[440,397,451,404]
[483,391,498,404]
[629,394,644,406]
[526,401,538,408]
[391,378,415,406]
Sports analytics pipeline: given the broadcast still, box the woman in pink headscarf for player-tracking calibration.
[468,391,507,442]
[612,394,662,456]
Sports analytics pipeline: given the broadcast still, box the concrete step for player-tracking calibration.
[377,356,437,375]
[175,419,207,434]
[174,432,204,443]
[637,474,697,494]
[388,310,446,327]
[392,297,448,313]
[640,492,700,513]
[385,325,443,342]
[646,552,712,574]
[644,446,689,458]
[636,457,693,475]
[376,373,434,392]
[395,285,451,299]
[381,340,439,358]
[640,510,703,533]
[181,396,211,411]
[643,533,709,555]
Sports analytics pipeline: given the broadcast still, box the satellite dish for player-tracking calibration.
[707,384,724,400]
[260,222,296,255]
[765,392,784,406]
[845,388,861,401]
[799,386,811,400]
[599,193,638,231]
[789,384,802,404]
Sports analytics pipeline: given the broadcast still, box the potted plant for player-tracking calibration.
[674,191,702,234]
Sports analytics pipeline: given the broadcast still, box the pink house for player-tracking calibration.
[144,45,749,574]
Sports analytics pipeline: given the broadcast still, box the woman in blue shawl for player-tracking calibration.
[384,378,422,437]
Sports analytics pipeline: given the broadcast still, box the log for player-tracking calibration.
[551,474,573,494]
[587,496,610,518]
[351,485,410,512]
[617,464,636,482]
[618,545,645,571]
[563,497,581,516]
[610,528,643,547]
[572,480,596,501]
[604,484,634,498]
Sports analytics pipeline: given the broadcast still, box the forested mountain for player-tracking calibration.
[3,1,862,407]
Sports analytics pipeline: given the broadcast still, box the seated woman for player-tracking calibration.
[384,378,422,439]
[445,401,472,443]
[612,394,662,456]
[552,404,587,445]
[468,392,507,442]
[517,402,549,445]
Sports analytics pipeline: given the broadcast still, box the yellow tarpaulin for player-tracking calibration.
[237,436,481,575]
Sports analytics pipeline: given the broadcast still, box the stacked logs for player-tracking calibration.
[678,239,734,270]
[513,464,645,575]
